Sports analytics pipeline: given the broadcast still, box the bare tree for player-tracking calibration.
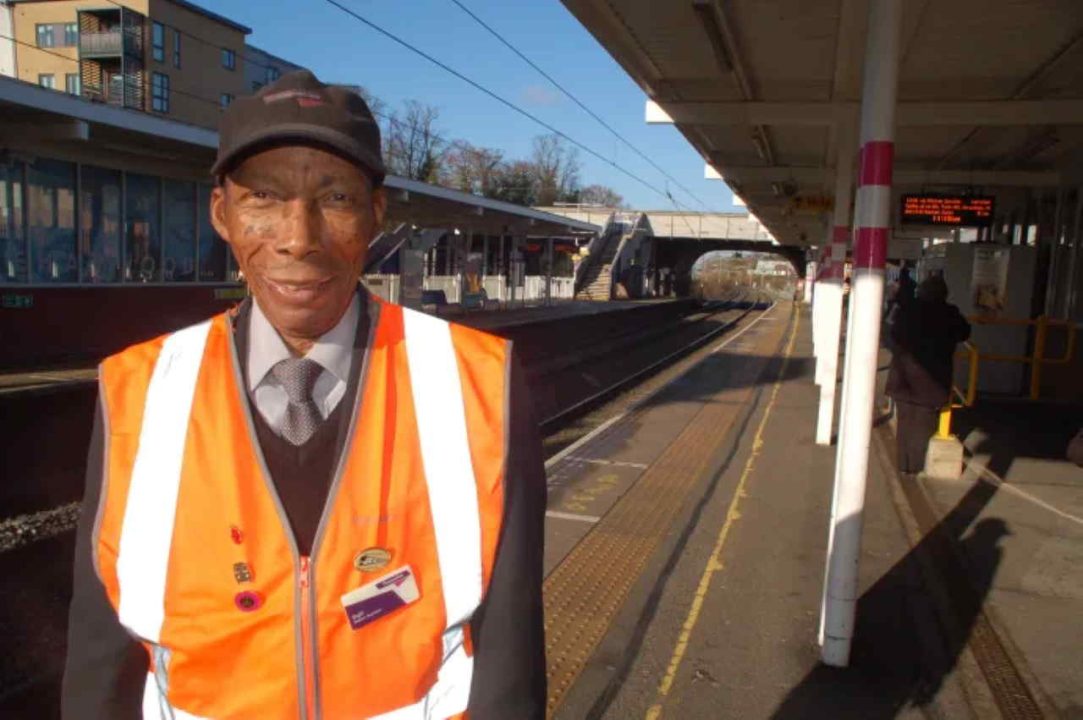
[530,134,580,205]
[385,100,445,182]
[577,184,624,208]
[442,141,505,196]
[491,160,538,206]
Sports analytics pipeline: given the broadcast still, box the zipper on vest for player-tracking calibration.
[299,555,317,720]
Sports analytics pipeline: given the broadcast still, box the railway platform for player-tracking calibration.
[544,303,1068,719]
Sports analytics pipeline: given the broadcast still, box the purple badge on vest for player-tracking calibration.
[340,566,420,630]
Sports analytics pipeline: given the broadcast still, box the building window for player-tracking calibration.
[173,29,181,68]
[220,93,233,109]
[27,158,77,283]
[65,73,80,95]
[125,173,161,282]
[152,22,165,62]
[64,23,78,47]
[163,180,195,282]
[38,74,55,90]
[0,163,26,284]
[198,184,227,281]
[265,66,280,84]
[152,72,170,113]
[251,81,263,92]
[36,24,55,48]
[221,48,235,70]
[79,165,122,283]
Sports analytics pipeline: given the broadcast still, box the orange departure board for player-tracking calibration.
[900,194,994,227]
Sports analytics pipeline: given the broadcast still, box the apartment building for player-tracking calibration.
[7,0,253,128]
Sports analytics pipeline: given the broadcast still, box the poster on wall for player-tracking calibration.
[971,247,1009,317]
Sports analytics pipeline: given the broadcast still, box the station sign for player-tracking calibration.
[787,195,833,214]
[900,194,994,227]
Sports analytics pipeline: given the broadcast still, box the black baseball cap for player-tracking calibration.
[212,70,386,185]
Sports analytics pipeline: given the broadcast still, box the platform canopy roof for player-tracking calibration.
[560,0,1083,247]
[0,76,599,237]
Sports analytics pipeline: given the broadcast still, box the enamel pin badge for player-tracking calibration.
[353,547,393,573]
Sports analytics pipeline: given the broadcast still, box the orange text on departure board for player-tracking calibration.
[901,195,994,226]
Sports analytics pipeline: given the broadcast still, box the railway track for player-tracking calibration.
[535,292,770,456]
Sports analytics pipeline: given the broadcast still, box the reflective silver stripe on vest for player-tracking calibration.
[117,320,212,643]
[398,308,483,717]
[402,308,483,626]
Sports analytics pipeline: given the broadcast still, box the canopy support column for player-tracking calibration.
[821,0,901,668]
[816,145,855,444]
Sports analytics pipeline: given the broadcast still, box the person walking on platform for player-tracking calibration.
[62,70,547,720]
[886,275,971,474]
[885,265,916,323]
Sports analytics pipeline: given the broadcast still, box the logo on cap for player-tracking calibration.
[263,89,325,108]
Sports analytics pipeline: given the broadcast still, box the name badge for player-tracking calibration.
[340,565,420,630]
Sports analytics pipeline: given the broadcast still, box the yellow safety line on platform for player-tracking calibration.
[542,303,783,717]
[645,310,800,720]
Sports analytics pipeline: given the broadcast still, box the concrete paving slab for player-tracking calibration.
[921,454,1083,715]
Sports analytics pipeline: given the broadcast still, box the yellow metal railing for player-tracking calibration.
[937,341,979,439]
[968,314,1077,400]
[936,316,1077,439]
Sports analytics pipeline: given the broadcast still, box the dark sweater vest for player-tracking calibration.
[250,402,346,556]
[232,294,372,557]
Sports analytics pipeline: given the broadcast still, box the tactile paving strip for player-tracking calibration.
[542,306,793,716]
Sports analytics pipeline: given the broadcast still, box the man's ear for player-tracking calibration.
[210,184,231,243]
[371,186,388,230]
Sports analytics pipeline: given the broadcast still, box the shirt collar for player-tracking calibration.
[247,293,360,392]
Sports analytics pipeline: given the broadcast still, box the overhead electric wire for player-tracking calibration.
[322,0,696,211]
[79,0,709,223]
[447,0,715,215]
[13,10,711,232]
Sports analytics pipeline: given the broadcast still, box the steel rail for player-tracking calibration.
[540,291,771,433]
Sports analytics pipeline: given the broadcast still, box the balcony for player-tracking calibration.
[82,77,141,110]
[79,30,122,56]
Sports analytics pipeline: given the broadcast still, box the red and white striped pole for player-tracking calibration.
[815,145,854,436]
[821,0,901,668]
[804,260,817,304]
[815,153,853,641]
[812,244,830,381]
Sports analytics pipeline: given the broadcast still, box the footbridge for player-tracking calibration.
[536,206,805,298]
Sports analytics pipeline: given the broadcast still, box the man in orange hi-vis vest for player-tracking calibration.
[62,70,547,720]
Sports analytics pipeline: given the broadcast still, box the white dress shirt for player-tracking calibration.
[247,294,359,436]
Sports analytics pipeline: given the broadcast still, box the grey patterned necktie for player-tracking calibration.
[270,358,323,445]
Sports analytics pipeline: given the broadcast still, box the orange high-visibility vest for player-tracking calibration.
[93,299,509,719]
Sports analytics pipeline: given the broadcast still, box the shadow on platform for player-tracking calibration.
[954,399,1081,480]
[770,471,1007,718]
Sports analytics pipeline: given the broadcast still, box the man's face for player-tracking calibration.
[211,145,386,345]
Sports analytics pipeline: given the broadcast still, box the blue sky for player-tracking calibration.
[201,0,739,212]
